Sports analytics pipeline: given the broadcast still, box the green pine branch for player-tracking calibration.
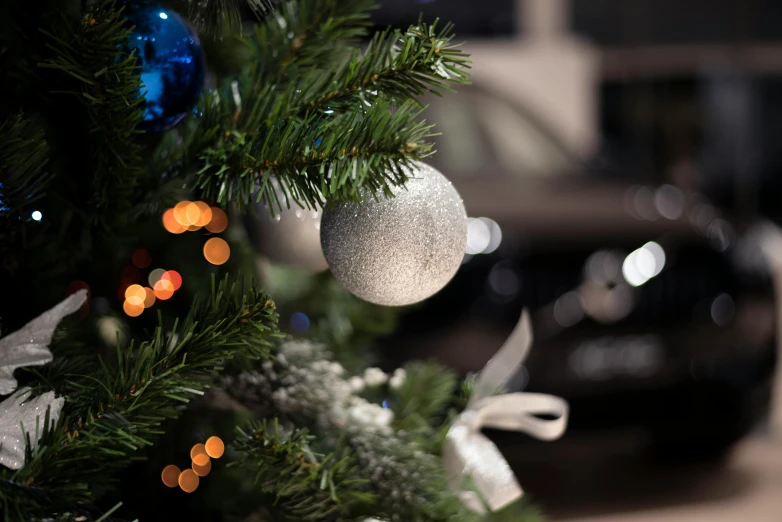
[232,418,372,521]
[289,20,471,118]
[251,0,377,79]
[186,0,275,36]
[193,13,470,212]
[3,277,280,518]
[196,93,434,211]
[0,112,50,271]
[391,361,459,439]
[38,0,144,217]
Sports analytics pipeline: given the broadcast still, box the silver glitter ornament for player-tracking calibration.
[0,290,88,395]
[0,388,64,469]
[320,162,467,306]
[244,198,329,273]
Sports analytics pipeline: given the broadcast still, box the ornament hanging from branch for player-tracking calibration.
[123,2,206,131]
[320,162,468,306]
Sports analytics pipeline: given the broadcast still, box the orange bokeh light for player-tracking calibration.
[123,299,144,317]
[125,284,146,305]
[173,201,191,227]
[193,201,213,227]
[192,458,212,477]
[203,238,231,265]
[178,469,199,493]
[163,209,186,234]
[185,202,201,225]
[153,279,175,300]
[192,453,210,467]
[143,287,156,308]
[161,465,180,488]
[205,436,225,459]
[190,443,207,460]
[186,224,202,232]
[161,270,183,291]
[132,248,152,269]
[205,207,228,233]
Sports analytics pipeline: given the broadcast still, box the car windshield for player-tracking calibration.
[421,83,580,180]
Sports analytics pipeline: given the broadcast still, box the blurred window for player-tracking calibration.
[372,0,517,37]
[422,84,576,179]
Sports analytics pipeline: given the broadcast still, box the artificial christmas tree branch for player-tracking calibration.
[39,0,144,215]
[251,0,376,79]
[232,419,370,521]
[0,113,51,271]
[4,278,279,516]
[289,20,470,118]
[196,94,437,210]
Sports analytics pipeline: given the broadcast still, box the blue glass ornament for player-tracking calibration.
[123,2,205,131]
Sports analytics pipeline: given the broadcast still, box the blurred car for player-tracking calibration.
[379,82,778,460]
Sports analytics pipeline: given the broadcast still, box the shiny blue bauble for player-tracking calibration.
[124,2,205,131]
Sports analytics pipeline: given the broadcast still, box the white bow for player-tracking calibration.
[443,311,569,513]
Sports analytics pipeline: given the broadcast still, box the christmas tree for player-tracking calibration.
[0,1,564,520]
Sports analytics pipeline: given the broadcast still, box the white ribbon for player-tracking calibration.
[443,311,569,514]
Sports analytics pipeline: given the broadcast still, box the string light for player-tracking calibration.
[178,469,199,493]
[203,237,230,265]
[192,458,212,477]
[31,210,42,221]
[162,208,186,234]
[143,287,156,308]
[204,436,224,458]
[161,270,182,290]
[148,268,166,286]
[161,465,180,488]
[205,207,228,233]
[163,202,228,235]
[192,453,210,467]
[153,279,175,300]
[190,443,207,460]
[123,300,144,317]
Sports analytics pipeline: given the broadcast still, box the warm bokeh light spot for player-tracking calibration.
[185,202,201,225]
[161,465,180,488]
[203,237,230,265]
[192,453,210,467]
[148,268,166,287]
[132,248,152,269]
[190,443,207,460]
[205,436,224,459]
[143,287,156,308]
[173,201,192,227]
[125,284,146,301]
[123,299,144,317]
[186,224,202,232]
[191,458,212,477]
[194,201,213,227]
[161,270,183,291]
[163,208,186,234]
[205,207,228,233]
[178,469,199,493]
[153,279,175,300]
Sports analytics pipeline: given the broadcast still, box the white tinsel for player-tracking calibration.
[388,368,406,391]
[363,367,388,387]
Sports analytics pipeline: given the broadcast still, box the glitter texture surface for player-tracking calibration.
[320,162,467,306]
[0,388,64,470]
